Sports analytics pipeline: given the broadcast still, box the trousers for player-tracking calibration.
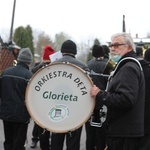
[139,134,150,150]
[85,121,106,150]
[106,137,141,150]
[51,126,82,150]
[3,120,28,150]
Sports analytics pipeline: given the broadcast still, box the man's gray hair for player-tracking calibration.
[111,33,135,51]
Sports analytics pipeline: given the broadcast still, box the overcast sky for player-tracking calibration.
[0,0,150,44]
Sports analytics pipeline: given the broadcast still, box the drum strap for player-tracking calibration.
[106,57,142,91]
[113,57,143,76]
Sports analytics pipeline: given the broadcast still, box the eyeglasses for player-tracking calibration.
[109,43,126,49]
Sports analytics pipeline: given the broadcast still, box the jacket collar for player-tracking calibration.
[63,53,76,58]
[17,62,29,69]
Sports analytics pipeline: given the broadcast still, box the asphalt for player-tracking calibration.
[0,119,86,150]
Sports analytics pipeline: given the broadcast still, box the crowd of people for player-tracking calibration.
[0,32,150,150]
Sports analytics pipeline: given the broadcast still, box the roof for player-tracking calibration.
[133,38,150,43]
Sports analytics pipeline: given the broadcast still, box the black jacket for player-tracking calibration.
[139,59,150,135]
[54,54,89,71]
[31,61,50,74]
[96,51,145,137]
[87,58,108,91]
[0,62,32,123]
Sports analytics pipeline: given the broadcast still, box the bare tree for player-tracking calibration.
[93,38,101,46]
[53,32,71,51]
[77,41,90,63]
[34,31,54,56]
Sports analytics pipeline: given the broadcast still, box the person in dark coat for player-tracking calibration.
[51,40,89,150]
[85,45,108,150]
[0,48,33,150]
[90,33,145,150]
[137,47,150,150]
[30,45,55,150]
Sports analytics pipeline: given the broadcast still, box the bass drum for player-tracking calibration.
[26,62,95,133]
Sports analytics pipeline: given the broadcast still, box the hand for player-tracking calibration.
[90,85,100,99]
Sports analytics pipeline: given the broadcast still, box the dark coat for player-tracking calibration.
[54,54,89,71]
[0,62,32,123]
[96,51,145,137]
[31,61,50,74]
[139,59,150,135]
[87,58,108,91]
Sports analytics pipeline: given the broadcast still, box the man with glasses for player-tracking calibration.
[90,33,145,150]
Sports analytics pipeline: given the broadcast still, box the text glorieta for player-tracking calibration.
[43,91,78,101]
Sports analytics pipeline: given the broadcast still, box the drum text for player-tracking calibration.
[35,71,72,91]
[74,78,87,95]
[43,91,78,101]
[34,71,88,96]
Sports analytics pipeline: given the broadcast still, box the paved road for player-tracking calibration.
[0,119,86,150]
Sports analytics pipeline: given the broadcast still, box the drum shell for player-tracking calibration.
[26,62,95,133]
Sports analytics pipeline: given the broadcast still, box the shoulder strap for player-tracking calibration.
[113,57,143,77]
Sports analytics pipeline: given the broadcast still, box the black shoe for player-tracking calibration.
[30,141,38,148]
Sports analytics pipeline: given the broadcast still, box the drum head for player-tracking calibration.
[26,62,95,133]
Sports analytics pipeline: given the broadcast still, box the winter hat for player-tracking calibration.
[61,40,77,55]
[43,45,55,60]
[92,45,104,58]
[17,48,33,63]
[144,48,150,62]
